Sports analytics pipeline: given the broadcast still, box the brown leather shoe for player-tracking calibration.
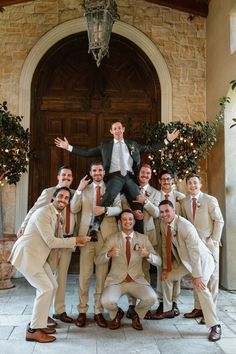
[94,313,107,328]
[47,316,57,328]
[184,308,203,318]
[144,310,152,320]
[41,327,56,334]
[131,313,143,330]
[75,313,87,327]
[26,329,56,343]
[126,305,135,319]
[110,307,124,330]
[208,324,221,342]
[53,312,74,323]
[150,309,175,320]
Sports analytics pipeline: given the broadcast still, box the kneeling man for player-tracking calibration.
[96,209,161,331]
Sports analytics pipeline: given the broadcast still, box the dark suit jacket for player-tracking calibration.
[72,139,165,175]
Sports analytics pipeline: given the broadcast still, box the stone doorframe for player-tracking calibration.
[15,18,172,231]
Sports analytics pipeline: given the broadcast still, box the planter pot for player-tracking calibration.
[0,235,17,290]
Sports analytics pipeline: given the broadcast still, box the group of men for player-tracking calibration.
[9,121,224,344]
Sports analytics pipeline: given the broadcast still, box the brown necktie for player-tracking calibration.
[165,194,169,200]
[96,185,101,206]
[65,204,70,234]
[192,197,197,220]
[55,214,61,238]
[166,224,172,272]
[125,236,132,282]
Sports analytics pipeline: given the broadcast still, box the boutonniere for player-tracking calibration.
[129,144,136,155]
[197,202,201,208]
[133,243,141,251]
[173,230,178,238]
[145,191,151,197]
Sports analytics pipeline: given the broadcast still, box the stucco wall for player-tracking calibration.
[0,0,206,234]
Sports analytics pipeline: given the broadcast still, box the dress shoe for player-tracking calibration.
[155,302,163,315]
[26,329,56,343]
[144,310,152,320]
[131,313,143,330]
[184,308,203,318]
[150,309,175,320]
[208,324,221,342]
[110,307,124,330]
[53,312,74,323]
[94,313,107,328]
[172,302,180,316]
[75,313,87,327]
[47,316,57,328]
[26,323,56,335]
[199,317,206,325]
[126,305,135,319]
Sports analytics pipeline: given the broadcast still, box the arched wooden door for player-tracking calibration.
[29,32,161,208]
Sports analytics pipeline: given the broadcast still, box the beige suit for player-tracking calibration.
[155,189,185,301]
[161,215,219,328]
[9,204,76,329]
[20,185,77,315]
[96,231,161,319]
[70,183,121,314]
[181,192,224,307]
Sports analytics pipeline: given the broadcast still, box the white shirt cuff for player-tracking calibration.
[164,138,169,145]
[68,144,73,152]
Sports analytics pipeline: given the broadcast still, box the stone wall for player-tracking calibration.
[0,0,206,233]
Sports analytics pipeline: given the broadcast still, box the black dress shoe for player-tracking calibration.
[172,302,180,316]
[53,312,74,323]
[126,305,135,319]
[208,324,221,342]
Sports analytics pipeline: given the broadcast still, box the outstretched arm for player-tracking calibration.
[167,129,179,142]
[55,137,69,150]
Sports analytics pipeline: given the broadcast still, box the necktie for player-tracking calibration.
[96,185,101,206]
[165,194,169,200]
[192,197,197,220]
[55,214,62,238]
[140,186,145,195]
[118,142,127,176]
[65,204,70,234]
[125,236,132,282]
[166,224,172,272]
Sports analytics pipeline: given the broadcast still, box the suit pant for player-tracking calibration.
[25,262,58,329]
[78,234,109,314]
[162,256,219,328]
[102,281,157,320]
[53,248,73,314]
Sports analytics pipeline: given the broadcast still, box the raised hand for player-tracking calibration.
[77,175,91,192]
[54,137,69,150]
[167,129,179,142]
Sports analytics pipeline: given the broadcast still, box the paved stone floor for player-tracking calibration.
[0,274,236,354]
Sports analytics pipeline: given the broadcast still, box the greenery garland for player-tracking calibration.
[144,97,229,180]
[0,101,30,186]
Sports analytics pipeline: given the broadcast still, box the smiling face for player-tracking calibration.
[53,189,70,212]
[159,203,175,224]
[90,164,105,184]
[120,211,135,234]
[186,176,202,196]
[138,166,152,187]
[57,168,73,188]
[110,122,125,141]
[159,173,173,193]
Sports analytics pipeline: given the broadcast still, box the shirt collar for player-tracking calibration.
[122,231,134,240]
[191,191,201,200]
[92,181,104,189]
[114,138,125,144]
[140,184,148,191]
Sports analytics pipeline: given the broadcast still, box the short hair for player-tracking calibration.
[159,199,174,208]
[57,165,73,175]
[89,161,104,171]
[53,186,72,200]
[139,163,152,172]
[118,209,134,220]
[159,170,174,179]
[186,173,201,183]
[110,120,125,129]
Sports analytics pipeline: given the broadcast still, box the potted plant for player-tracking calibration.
[0,101,30,290]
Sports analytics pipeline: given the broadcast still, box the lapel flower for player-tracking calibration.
[196,202,201,208]
[133,243,141,251]
[145,191,151,197]
[129,144,136,155]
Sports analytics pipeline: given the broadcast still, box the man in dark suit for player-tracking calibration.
[55,121,179,236]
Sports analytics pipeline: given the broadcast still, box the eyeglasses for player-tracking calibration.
[160,178,172,182]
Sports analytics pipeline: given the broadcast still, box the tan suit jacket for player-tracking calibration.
[9,204,76,277]
[161,215,213,278]
[96,231,161,287]
[70,183,121,239]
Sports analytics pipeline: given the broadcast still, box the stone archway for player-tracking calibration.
[15,18,172,230]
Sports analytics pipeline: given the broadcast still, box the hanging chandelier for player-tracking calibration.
[82,0,119,67]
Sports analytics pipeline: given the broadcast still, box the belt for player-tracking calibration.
[63,234,74,238]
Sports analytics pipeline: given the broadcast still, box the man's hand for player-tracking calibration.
[192,277,206,291]
[54,137,69,150]
[161,270,169,281]
[135,194,147,204]
[17,227,25,238]
[133,210,144,220]
[94,206,106,216]
[77,175,91,192]
[139,246,149,258]
[167,129,179,142]
[76,236,91,246]
[107,245,120,257]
